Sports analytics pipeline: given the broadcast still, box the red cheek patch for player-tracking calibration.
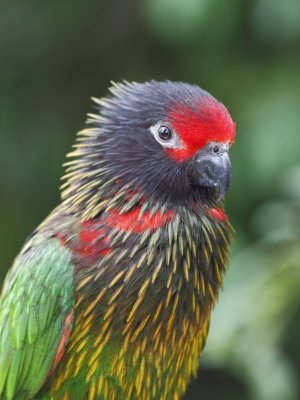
[167,99,235,162]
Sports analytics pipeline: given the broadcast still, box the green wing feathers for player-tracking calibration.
[0,238,74,400]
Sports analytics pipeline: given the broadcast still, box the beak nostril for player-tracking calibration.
[213,145,220,154]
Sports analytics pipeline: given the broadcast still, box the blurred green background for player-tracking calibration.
[1,0,300,399]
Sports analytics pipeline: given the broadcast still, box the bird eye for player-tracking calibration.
[158,125,173,141]
[150,122,181,149]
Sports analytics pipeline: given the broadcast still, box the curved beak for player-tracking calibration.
[190,143,232,202]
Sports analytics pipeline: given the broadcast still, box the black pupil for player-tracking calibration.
[158,126,172,141]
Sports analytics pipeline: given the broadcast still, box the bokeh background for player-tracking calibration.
[1,0,300,399]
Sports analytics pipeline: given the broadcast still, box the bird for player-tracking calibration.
[0,80,235,400]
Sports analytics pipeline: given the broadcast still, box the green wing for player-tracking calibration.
[0,237,75,400]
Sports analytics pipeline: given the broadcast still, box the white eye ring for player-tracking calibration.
[150,123,182,149]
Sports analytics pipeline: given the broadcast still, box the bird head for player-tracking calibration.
[62,81,235,216]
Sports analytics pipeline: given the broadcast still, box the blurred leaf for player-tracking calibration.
[203,201,300,400]
[142,0,210,42]
[251,0,300,45]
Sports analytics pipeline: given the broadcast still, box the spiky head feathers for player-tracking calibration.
[62,81,235,217]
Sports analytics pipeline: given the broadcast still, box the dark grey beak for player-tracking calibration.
[190,142,232,202]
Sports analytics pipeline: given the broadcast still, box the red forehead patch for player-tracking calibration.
[167,98,235,162]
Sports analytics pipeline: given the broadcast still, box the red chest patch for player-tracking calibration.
[55,207,175,261]
[106,207,175,233]
[56,221,112,261]
[75,221,112,259]
[206,207,228,222]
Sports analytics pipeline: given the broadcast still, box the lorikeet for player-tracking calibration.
[0,81,235,400]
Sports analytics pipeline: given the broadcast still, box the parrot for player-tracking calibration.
[0,80,235,400]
